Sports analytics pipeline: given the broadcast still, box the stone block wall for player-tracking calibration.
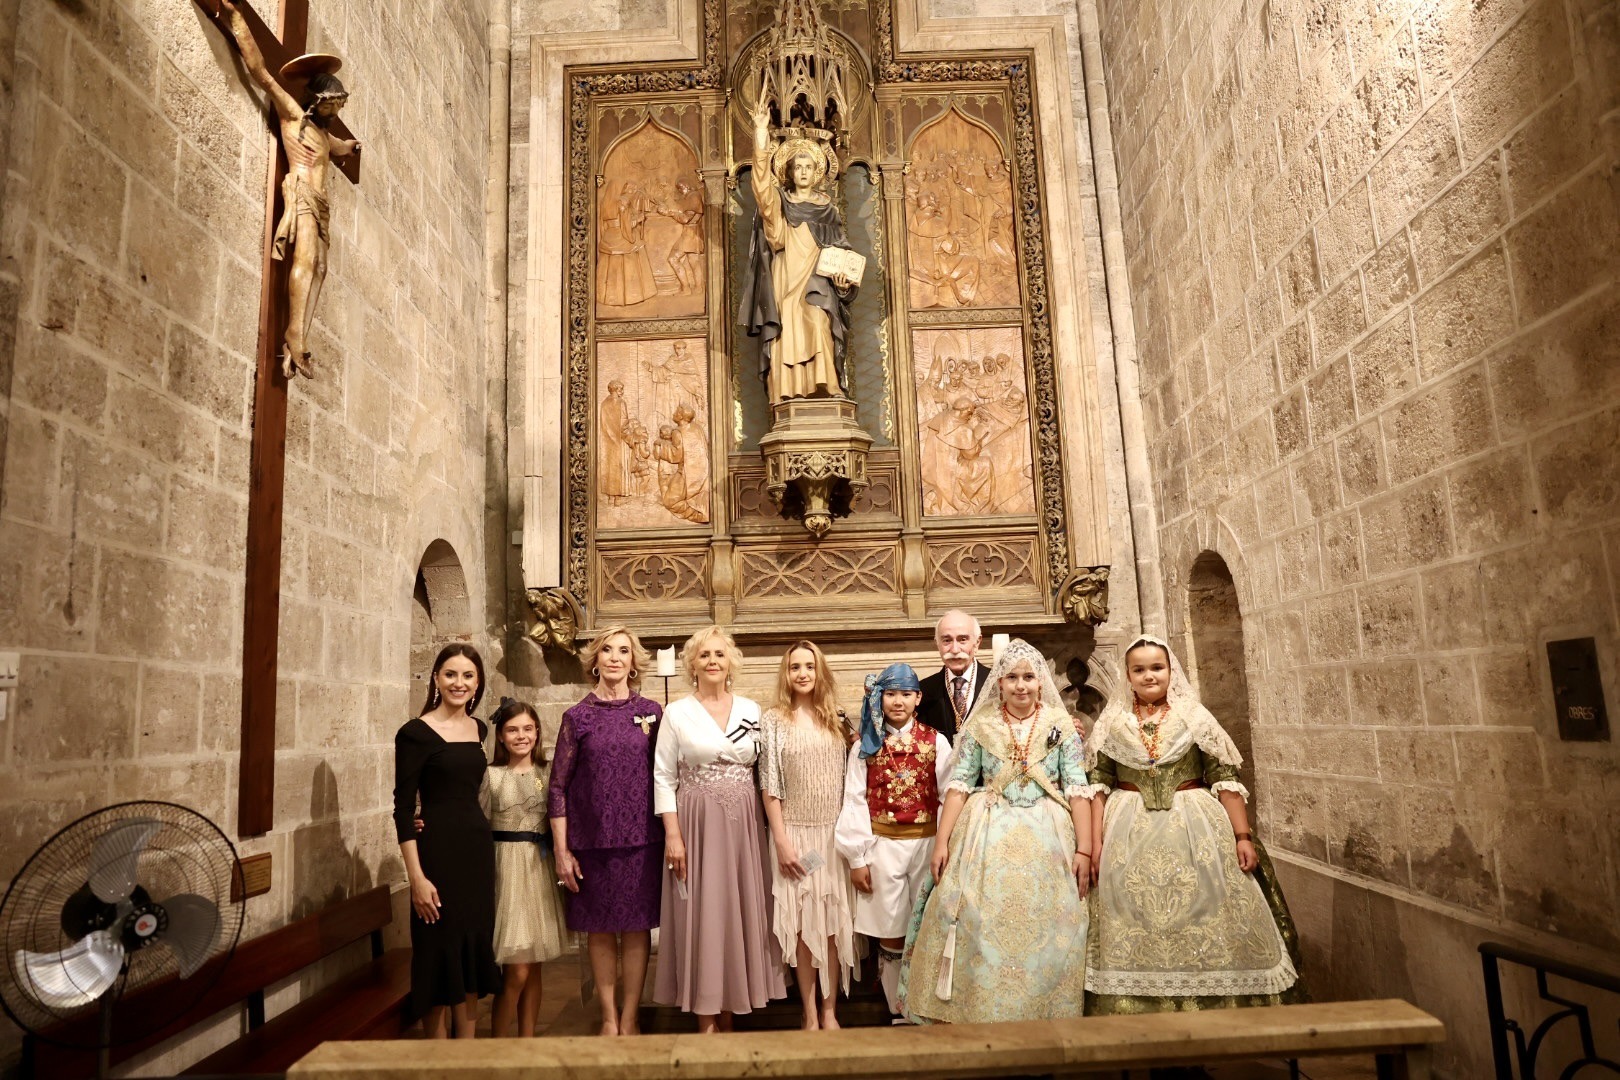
[0,0,489,1066]
[1097,0,1619,1071]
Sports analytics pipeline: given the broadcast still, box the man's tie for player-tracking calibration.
[951,674,967,719]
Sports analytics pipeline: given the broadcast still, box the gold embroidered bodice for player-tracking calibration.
[1096,746,1239,811]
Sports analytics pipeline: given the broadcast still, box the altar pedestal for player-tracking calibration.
[759,397,873,538]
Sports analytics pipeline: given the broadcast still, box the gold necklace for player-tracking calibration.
[1002,704,1039,774]
[1133,697,1169,774]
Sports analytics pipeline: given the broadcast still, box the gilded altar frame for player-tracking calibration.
[550,0,1110,641]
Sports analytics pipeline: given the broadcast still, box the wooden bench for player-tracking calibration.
[288,999,1443,1079]
[28,885,412,1079]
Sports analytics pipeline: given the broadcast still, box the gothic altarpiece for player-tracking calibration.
[541,0,1110,640]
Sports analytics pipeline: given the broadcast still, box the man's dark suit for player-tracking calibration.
[917,661,991,743]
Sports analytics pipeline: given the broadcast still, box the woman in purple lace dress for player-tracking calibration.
[549,625,664,1036]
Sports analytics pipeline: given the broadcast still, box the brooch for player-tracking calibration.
[633,714,656,735]
[1046,726,1061,748]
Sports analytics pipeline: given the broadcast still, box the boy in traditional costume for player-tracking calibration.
[834,664,950,1015]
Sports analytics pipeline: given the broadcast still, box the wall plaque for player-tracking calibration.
[1547,637,1610,742]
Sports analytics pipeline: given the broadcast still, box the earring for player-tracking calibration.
[591,666,599,678]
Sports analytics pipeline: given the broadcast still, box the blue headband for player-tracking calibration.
[859,663,922,758]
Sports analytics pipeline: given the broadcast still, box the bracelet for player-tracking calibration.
[1075,851,1092,860]
[1234,831,1253,842]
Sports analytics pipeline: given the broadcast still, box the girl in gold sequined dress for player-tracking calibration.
[483,700,570,1036]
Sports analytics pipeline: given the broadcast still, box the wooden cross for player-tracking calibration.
[196,0,362,837]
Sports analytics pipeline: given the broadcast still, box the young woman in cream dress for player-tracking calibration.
[758,640,858,1029]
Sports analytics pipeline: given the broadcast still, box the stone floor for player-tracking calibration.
[429,951,1376,1079]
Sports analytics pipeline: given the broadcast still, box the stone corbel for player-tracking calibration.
[699,167,728,207]
[765,446,868,538]
[877,161,907,201]
[525,586,584,652]
[1058,565,1110,626]
[759,397,873,539]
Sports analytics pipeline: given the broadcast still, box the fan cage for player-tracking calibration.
[0,800,246,1046]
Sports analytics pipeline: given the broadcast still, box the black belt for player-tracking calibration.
[491,830,554,856]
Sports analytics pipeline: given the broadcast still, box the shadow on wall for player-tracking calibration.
[290,759,386,922]
[1188,551,1256,810]
[1280,854,1620,1078]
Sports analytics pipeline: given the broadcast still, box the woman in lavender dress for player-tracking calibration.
[654,625,785,1032]
[549,625,664,1036]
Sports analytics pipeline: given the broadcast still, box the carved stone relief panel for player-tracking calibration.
[597,549,710,604]
[926,537,1037,590]
[596,120,706,320]
[912,325,1035,518]
[905,108,1019,310]
[595,336,711,529]
[737,543,899,598]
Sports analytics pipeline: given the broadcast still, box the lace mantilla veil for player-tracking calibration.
[1085,634,1246,793]
[958,638,1076,746]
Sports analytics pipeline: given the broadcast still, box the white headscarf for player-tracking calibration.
[1086,634,1245,779]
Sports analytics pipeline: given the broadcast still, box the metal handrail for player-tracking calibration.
[1480,940,1620,1079]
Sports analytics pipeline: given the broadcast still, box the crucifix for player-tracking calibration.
[195,0,362,836]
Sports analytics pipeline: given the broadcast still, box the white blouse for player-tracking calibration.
[832,719,952,869]
[653,694,763,815]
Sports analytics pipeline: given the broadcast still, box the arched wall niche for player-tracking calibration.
[1187,549,1257,810]
[411,540,474,698]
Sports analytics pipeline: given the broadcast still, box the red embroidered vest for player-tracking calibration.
[866,722,942,838]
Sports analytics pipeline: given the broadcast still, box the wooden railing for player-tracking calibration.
[288,999,1443,1078]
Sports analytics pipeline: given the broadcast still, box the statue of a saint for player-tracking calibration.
[598,380,633,506]
[738,101,858,404]
[217,0,358,379]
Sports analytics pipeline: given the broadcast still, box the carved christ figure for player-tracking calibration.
[217,0,359,379]
[739,100,857,403]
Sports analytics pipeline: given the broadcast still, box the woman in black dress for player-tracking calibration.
[394,643,502,1037]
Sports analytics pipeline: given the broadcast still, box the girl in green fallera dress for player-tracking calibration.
[1083,635,1303,1014]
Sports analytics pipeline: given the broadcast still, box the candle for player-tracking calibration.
[656,647,677,678]
[991,633,1010,664]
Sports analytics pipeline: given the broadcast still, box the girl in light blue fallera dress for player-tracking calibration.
[898,639,1093,1023]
